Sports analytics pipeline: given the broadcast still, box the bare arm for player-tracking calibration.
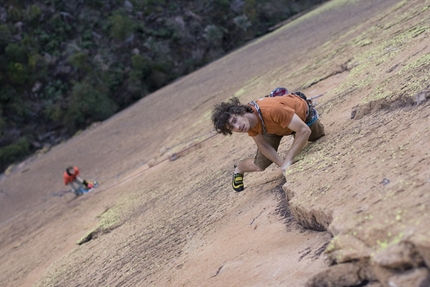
[281,114,311,172]
[75,176,84,184]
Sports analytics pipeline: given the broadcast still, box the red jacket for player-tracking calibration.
[63,166,79,185]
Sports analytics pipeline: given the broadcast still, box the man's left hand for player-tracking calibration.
[280,160,293,174]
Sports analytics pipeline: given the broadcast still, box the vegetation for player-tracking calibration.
[0,0,327,171]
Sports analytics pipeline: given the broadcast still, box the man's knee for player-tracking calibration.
[255,165,265,172]
[254,159,271,171]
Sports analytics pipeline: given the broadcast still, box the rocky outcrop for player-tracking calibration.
[282,1,430,285]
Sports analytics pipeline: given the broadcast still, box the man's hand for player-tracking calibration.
[281,159,301,178]
[280,160,293,174]
[280,161,293,180]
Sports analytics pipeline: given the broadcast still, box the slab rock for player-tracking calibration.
[410,233,430,269]
[305,262,366,287]
[371,241,428,286]
[284,186,333,231]
[373,241,424,270]
[325,234,373,264]
[387,268,430,287]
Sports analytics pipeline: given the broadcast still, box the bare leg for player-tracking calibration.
[234,158,264,174]
[69,181,83,194]
[75,176,84,185]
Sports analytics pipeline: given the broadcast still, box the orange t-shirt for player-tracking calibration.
[63,166,80,185]
[247,95,308,137]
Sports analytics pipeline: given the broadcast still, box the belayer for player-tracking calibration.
[63,166,94,196]
[211,87,325,192]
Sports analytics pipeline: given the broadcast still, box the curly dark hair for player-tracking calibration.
[211,97,253,135]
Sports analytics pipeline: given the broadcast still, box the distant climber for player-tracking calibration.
[63,166,95,196]
[211,87,325,192]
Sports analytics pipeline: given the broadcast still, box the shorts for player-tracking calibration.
[308,119,325,141]
[254,119,325,170]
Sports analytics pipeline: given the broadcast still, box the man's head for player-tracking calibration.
[66,166,75,175]
[212,97,253,135]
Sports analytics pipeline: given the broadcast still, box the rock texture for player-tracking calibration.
[283,1,430,285]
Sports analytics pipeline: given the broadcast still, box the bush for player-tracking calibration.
[134,0,166,14]
[7,62,29,85]
[244,0,258,22]
[5,43,27,63]
[204,25,224,46]
[43,14,72,55]
[233,15,252,31]
[0,116,5,135]
[43,80,68,100]
[109,12,134,41]
[26,5,42,23]
[0,24,12,48]
[148,69,168,90]
[127,70,144,95]
[27,53,45,72]
[0,137,30,172]
[68,52,92,73]
[42,80,69,121]
[102,68,124,94]
[80,30,95,49]
[8,96,30,118]
[7,6,23,22]
[0,85,16,103]
[0,87,29,123]
[131,55,151,78]
[64,81,116,131]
